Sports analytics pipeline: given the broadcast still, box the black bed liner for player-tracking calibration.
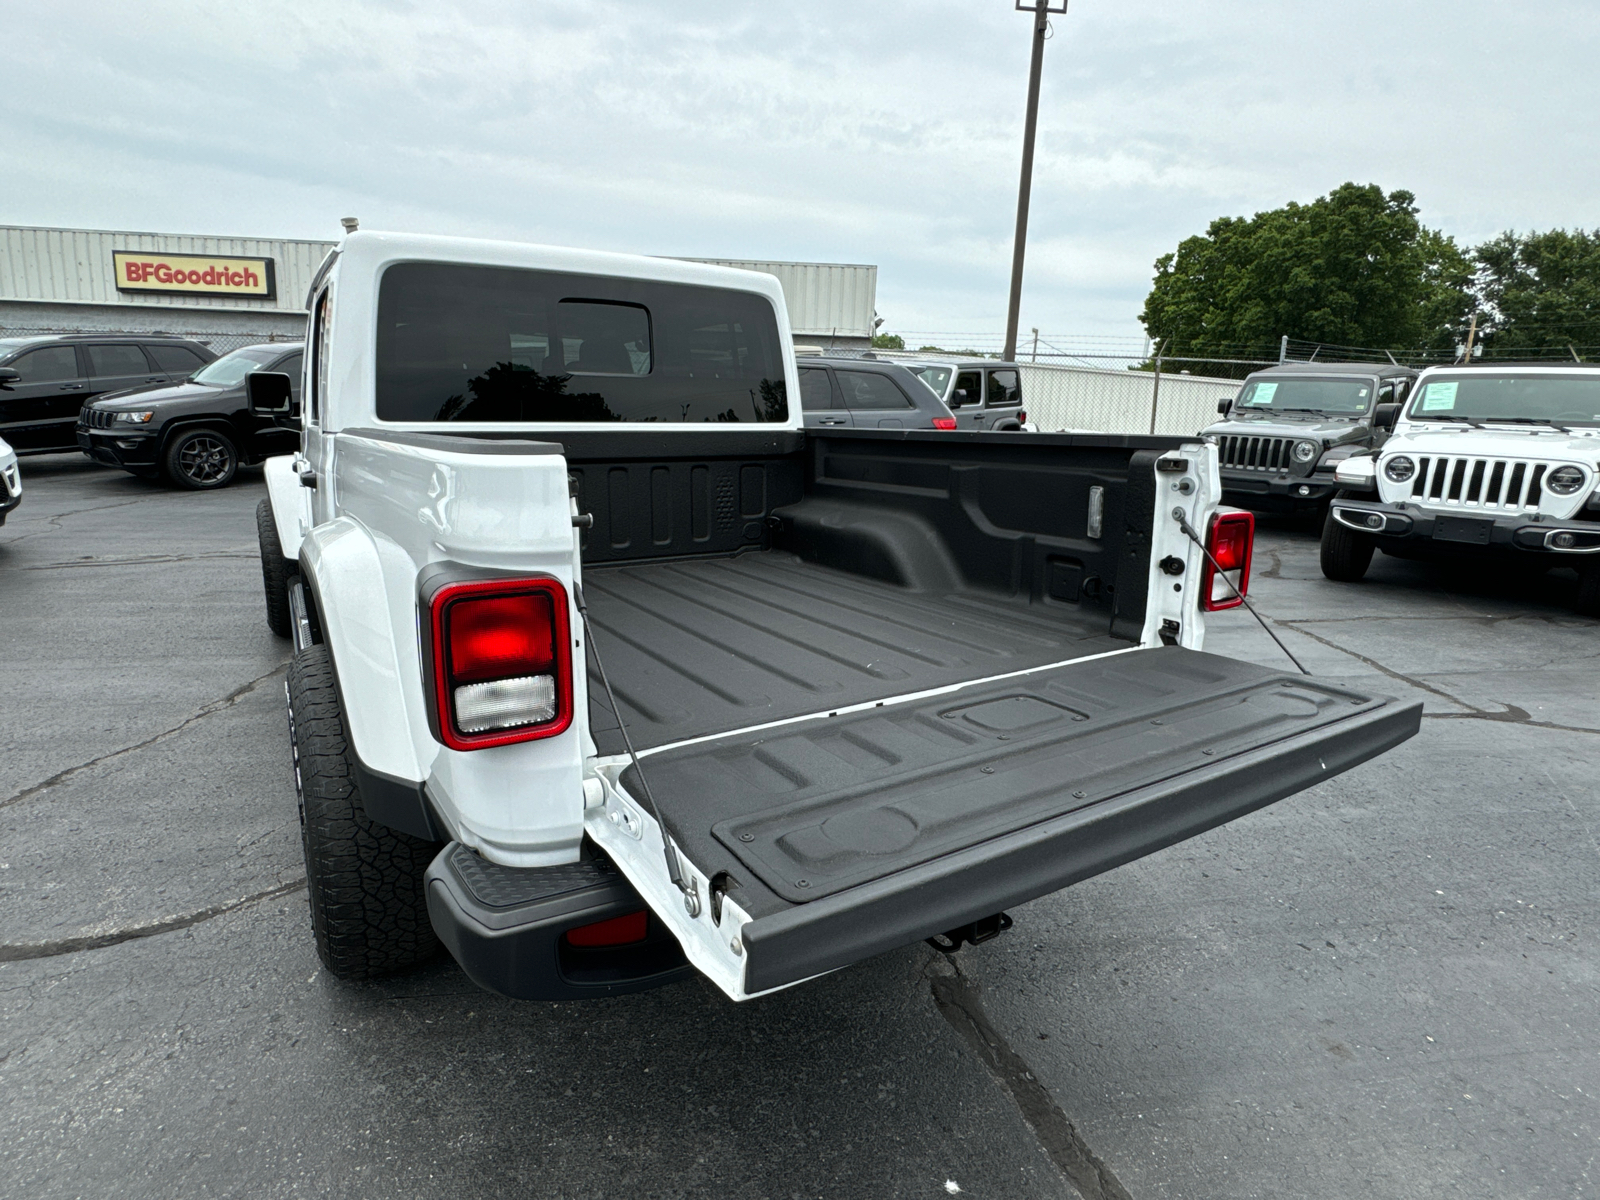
[617,646,1420,992]
[582,550,1122,755]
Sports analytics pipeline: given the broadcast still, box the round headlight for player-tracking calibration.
[1384,455,1416,483]
[1546,465,1585,495]
[1292,440,1318,463]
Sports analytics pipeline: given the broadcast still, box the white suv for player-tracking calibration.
[1321,363,1600,615]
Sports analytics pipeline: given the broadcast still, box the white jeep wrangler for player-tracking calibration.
[1323,363,1600,615]
[250,230,1420,1003]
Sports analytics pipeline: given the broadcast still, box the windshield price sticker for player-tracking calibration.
[1419,381,1458,412]
[1244,382,1277,406]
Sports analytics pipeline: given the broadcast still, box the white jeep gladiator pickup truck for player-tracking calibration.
[249,231,1420,1002]
[1323,363,1600,616]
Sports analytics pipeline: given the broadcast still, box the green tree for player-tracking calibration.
[1140,183,1473,356]
[1474,228,1600,356]
[871,332,905,350]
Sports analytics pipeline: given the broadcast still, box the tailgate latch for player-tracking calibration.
[926,912,1013,953]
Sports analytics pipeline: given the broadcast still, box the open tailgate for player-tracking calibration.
[593,646,1420,998]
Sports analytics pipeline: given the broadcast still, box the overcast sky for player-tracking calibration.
[7,0,1598,342]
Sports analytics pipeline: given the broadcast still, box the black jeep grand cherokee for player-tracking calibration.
[78,342,303,489]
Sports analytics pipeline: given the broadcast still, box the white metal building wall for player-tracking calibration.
[680,258,876,339]
[1016,362,1238,438]
[0,225,334,314]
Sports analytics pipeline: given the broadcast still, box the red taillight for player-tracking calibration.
[564,910,648,947]
[427,577,574,750]
[932,417,957,430]
[1016,411,1027,424]
[1201,509,1254,611]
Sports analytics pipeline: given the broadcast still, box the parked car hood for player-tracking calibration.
[1201,413,1366,440]
[1384,422,1600,461]
[93,380,230,408]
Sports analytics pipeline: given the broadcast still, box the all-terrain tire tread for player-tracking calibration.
[287,645,441,980]
[257,499,294,639]
[1320,494,1376,582]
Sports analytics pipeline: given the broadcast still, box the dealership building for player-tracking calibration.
[0,224,878,353]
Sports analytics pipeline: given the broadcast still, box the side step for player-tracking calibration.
[425,843,690,1001]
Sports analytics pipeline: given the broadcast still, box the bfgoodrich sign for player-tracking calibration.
[112,250,276,300]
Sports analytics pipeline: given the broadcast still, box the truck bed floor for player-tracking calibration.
[582,550,1122,756]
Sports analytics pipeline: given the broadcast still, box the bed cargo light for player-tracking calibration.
[1201,510,1254,611]
[427,577,574,750]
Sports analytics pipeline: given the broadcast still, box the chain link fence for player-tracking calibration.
[0,325,299,356]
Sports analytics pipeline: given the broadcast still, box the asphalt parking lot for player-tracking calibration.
[2,455,1596,1200]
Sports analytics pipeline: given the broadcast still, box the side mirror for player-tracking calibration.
[247,371,293,415]
[952,388,973,407]
[1374,402,1400,431]
[0,367,18,392]
[1217,396,1234,415]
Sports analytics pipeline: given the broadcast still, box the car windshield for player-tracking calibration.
[909,365,952,396]
[191,345,285,387]
[1408,373,1600,426]
[1235,376,1374,414]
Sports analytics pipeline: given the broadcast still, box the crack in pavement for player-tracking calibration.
[2,496,157,544]
[928,955,1132,1200]
[0,663,290,810]
[1274,619,1600,735]
[21,549,257,571]
[0,878,307,963]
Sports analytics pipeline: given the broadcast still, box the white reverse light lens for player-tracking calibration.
[112,410,155,424]
[1384,456,1415,483]
[1293,440,1318,463]
[454,675,556,733]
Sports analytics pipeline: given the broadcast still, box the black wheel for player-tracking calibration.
[1578,562,1600,618]
[257,499,295,639]
[287,645,442,979]
[164,427,238,489]
[1320,498,1375,582]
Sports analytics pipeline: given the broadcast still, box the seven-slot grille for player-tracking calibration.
[1402,455,1573,510]
[83,409,117,429]
[1218,435,1294,471]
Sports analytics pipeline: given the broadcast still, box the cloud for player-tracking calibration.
[5,0,1597,336]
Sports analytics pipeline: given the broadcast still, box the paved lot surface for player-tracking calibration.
[2,455,1595,1199]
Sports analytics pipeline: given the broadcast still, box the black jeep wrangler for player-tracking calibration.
[1201,362,1416,515]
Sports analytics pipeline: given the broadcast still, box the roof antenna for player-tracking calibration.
[340,217,359,233]
[1384,350,1399,366]
[1570,344,1583,364]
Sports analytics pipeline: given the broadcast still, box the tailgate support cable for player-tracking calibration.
[573,581,697,911]
[1173,508,1311,676]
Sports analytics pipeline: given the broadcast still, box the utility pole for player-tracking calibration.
[1003,0,1067,363]
[1148,338,1163,435]
[1461,313,1479,363]
[1030,327,1039,362]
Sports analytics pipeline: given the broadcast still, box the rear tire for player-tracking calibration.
[257,499,294,639]
[287,645,442,980]
[164,427,238,489]
[1320,498,1375,582]
[1577,563,1600,618]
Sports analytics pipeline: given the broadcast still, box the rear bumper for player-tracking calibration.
[425,843,691,1001]
[1330,498,1600,556]
[76,428,160,471]
[735,691,1420,992]
[1220,469,1336,511]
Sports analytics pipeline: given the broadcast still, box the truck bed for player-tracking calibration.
[582,549,1125,755]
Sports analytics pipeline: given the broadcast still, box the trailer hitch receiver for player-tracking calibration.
[926,911,1013,953]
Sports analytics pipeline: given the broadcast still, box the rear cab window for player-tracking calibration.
[374,262,788,424]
